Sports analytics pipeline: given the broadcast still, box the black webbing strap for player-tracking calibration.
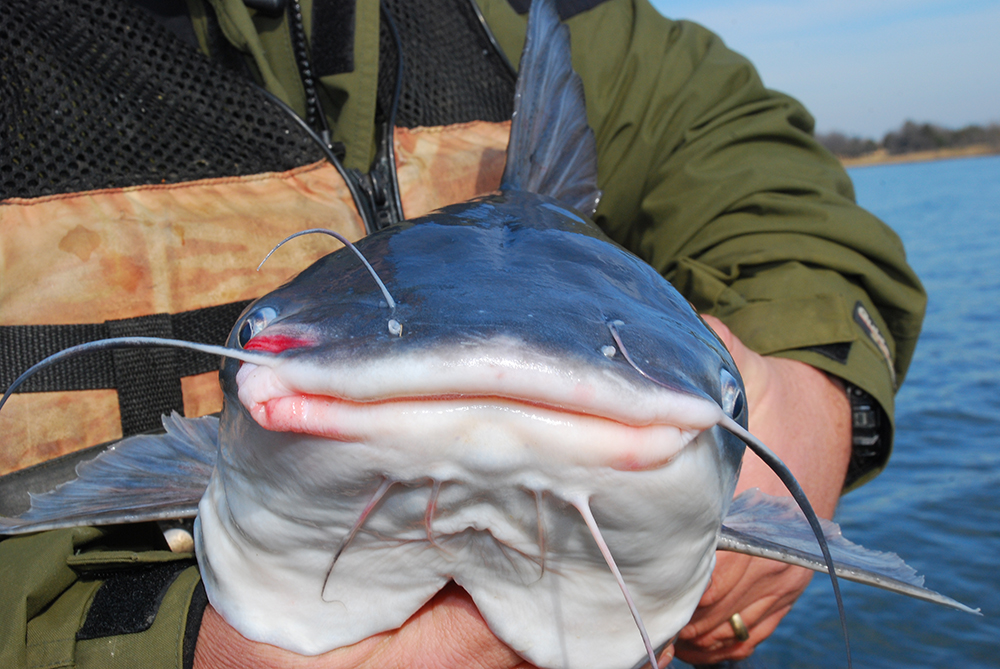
[0,300,251,436]
[76,560,197,640]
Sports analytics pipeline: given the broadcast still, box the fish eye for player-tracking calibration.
[720,369,745,418]
[237,306,278,348]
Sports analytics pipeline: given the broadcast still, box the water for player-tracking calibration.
[681,155,1000,668]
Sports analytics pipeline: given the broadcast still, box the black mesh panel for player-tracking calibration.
[376,0,516,128]
[0,0,322,200]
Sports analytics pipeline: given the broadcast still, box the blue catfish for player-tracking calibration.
[0,1,976,668]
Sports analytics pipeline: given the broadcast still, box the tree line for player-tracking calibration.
[816,121,1000,158]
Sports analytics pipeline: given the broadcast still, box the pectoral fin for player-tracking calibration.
[0,412,217,535]
[719,489,979,614]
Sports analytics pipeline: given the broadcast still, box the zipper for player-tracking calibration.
[285,0,404,234]
[352,123,403,232]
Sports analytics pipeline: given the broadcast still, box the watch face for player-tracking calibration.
[847,384,881,447]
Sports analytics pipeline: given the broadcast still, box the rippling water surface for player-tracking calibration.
[681,155,1000,668]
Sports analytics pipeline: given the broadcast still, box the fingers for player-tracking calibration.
[657,644,676,668]
[386,582,532,669]
[675,603,790,664]
[673,551,814,664]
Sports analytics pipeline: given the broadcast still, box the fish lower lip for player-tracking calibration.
[246,392,702,472]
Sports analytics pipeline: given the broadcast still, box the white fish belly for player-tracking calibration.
[195,408,732,669]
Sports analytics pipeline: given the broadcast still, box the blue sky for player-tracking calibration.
[649,0,1000,139]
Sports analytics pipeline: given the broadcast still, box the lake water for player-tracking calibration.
[680,154,1000,669]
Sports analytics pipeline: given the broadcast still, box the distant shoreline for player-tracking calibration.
[839,144,1000,168]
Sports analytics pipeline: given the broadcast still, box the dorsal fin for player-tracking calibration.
[500,0,601,217]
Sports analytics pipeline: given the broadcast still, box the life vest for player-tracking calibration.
[0,0,512,475]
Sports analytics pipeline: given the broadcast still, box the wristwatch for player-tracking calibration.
[843,383,890,488]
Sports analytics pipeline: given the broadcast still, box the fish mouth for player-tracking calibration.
[236,360,723,472]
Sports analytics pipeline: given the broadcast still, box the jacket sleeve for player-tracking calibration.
[481,0,927,489]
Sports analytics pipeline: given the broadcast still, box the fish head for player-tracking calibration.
[199,192,749,667]
[223,191,747,481]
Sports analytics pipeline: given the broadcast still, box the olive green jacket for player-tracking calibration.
[1,0,926,666]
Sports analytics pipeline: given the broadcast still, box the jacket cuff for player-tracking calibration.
[73,557,202,669]
[0,524,204,669]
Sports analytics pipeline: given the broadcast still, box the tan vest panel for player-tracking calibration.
[0,121,509,475]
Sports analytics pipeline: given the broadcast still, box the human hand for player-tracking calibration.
[194,581,536,669]
[670,315,852,665]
